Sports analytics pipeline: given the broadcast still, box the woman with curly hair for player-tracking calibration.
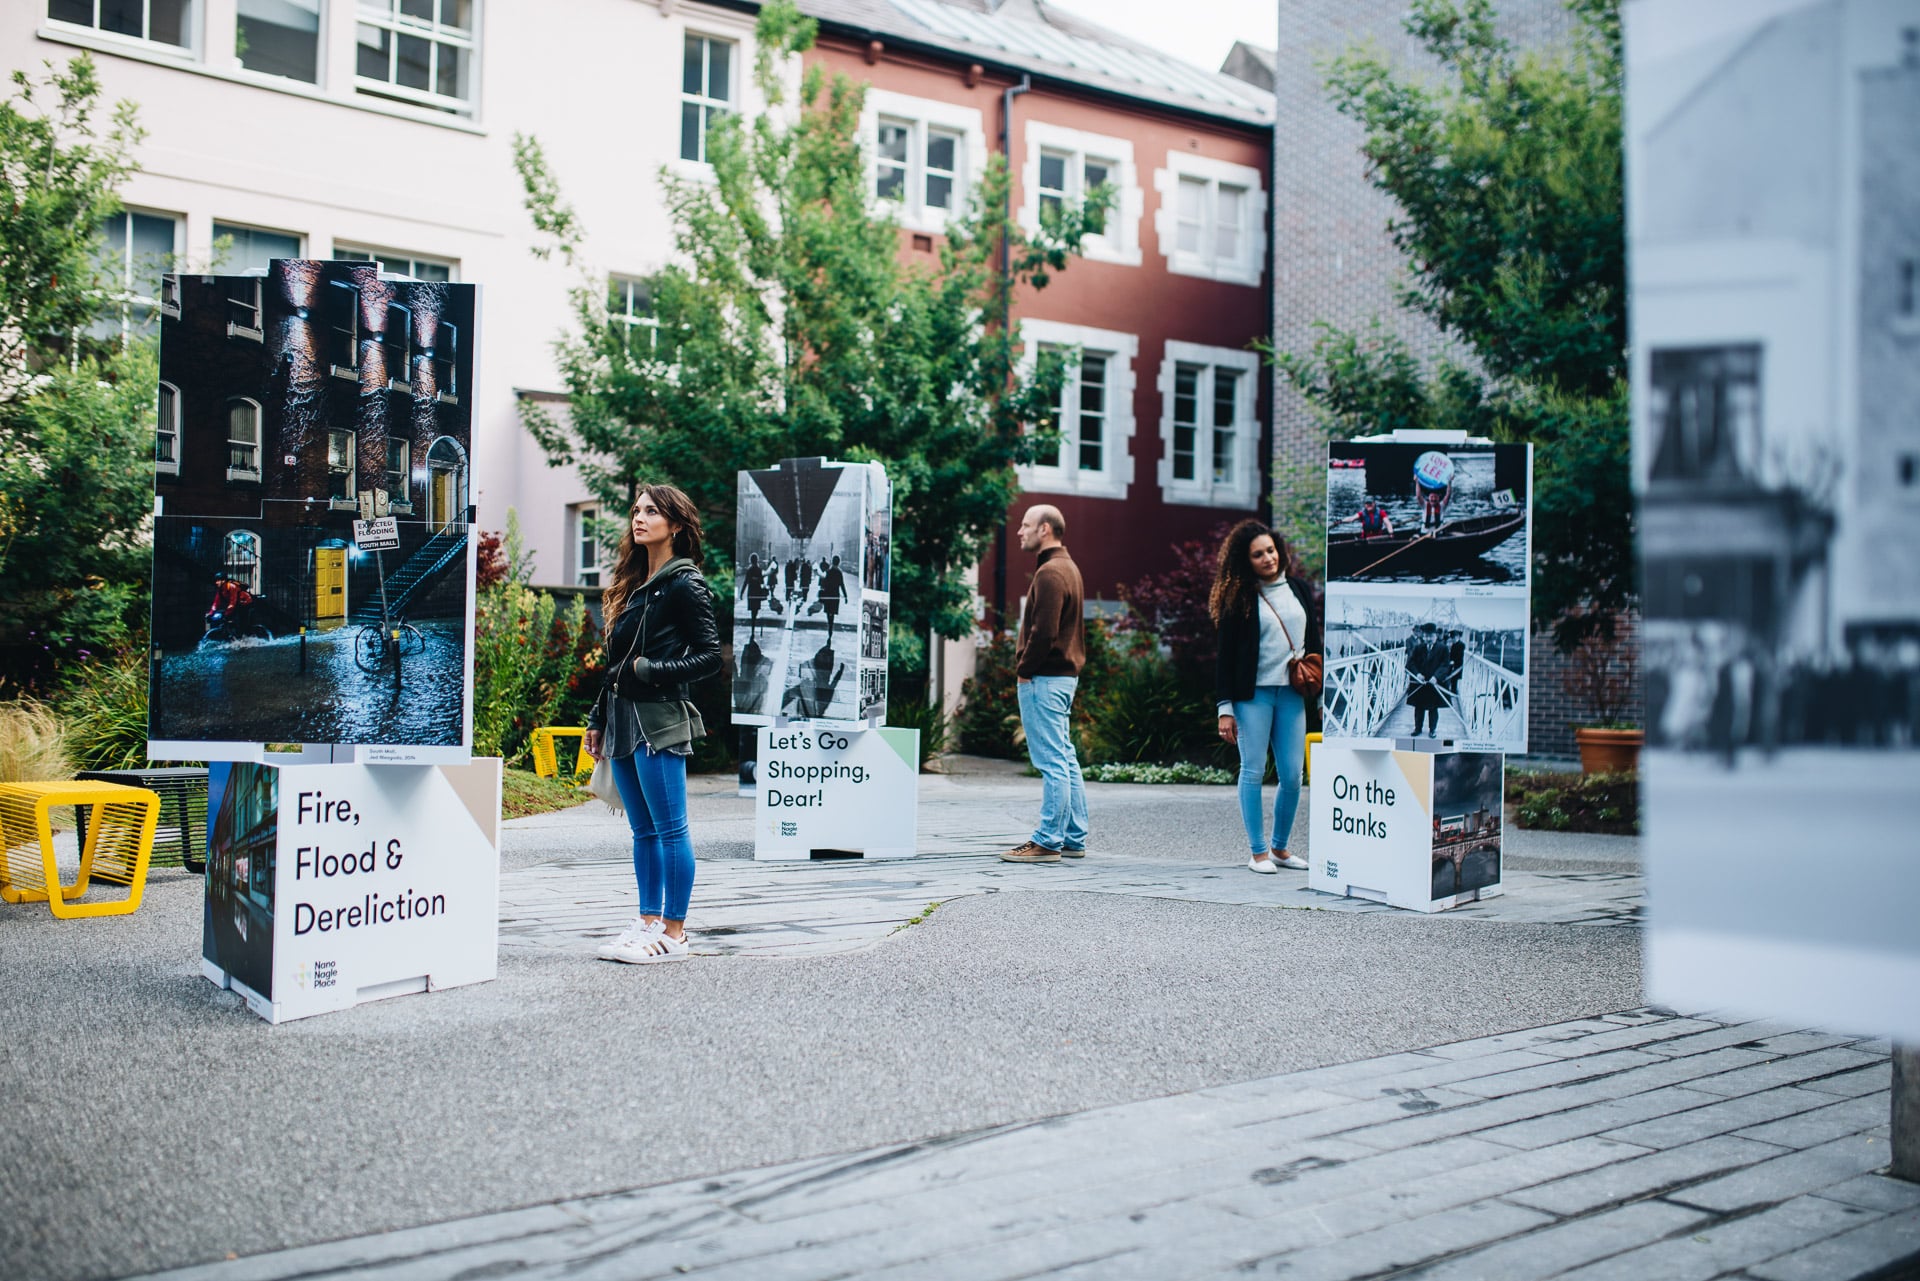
[1210,520,1322,873]
[584,483,722,962]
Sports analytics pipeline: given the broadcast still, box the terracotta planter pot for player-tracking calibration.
[1575,726,1643,776]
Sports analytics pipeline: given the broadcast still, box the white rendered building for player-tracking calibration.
[11,0,770,590]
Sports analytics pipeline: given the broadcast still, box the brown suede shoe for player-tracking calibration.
[1000,841,1062,863]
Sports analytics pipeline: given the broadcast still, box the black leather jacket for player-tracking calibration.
[602,561,722,705]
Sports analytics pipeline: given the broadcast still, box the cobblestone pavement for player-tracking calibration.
[138,1010,1913,1281]
[124,772,1914,1281]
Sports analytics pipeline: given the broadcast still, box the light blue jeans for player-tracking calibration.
[1232,685,1306,856]
[1018,676,1088,850]
[608,745,696,921]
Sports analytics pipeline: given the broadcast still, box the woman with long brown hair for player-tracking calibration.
[1211,520,1321,873]
[583,483,721,962]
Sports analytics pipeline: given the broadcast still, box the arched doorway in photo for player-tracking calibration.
[427,436,468,534]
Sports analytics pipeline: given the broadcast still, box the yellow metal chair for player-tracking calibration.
[1305,732,1322,783]
[529,727,593,784]
[0,780,159,918]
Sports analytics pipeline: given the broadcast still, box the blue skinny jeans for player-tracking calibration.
[608,745,695,921]
[1231,685,1306,856]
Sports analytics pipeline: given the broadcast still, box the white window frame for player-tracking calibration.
[1153,153,1266,287]
[354,0,479,117]
[333,244,456,282]
[212,221,304,274]
[574,503,602,588]
[235,0,324,85]
[1157,340,1260,509]
[95,208,182,342]
[328,427,357,509]
[679,31,735,165]
[1016,318,1138,501]
[46,0,198,55]
[226,397,262,482]
[608,274,666,355]
[859,90,986,235]
[1019,122,1141,268]
[156,380,181,475]
[225,278,264,342]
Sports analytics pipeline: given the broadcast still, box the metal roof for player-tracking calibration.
[795,0,1276,126]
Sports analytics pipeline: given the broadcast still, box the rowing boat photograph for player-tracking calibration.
[1325,442,1533,587]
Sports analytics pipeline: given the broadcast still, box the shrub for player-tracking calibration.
[0,697,73,782]
[955,631,1021,757]
[885,692,950,770]
[1116,526,1230,674]
[953,619,1227,767]
[55,647,150,771]
[1507,768,1638,835]
[1082,761,1232,785]
[1080,648,1212,765]
[472,579,556,763]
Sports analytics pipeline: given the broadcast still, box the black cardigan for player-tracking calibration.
[1213,575,1323,705]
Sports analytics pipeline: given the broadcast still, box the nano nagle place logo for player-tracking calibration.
[780,821,797,837]
[310,960,338,990]
[1326,861,1339,878]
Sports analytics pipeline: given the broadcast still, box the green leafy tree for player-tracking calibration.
[1272,0,1628,648]
[0,56,152,686]
[512,0,1106,650]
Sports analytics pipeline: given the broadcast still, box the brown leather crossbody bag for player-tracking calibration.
[1259,586,1324,700]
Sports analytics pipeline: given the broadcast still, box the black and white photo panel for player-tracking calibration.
[1325,442,1532,588]
[733,458,887,728]
[150,259,477,762]
[1320,591,1529,752]
[1629,0,1920,1040]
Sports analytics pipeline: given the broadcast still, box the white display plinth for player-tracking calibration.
[201,757,502,1023]
[754,725,918,860]
[1307,743,1504,913]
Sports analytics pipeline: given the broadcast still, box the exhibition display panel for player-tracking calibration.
[149,259,480,766]
[202,756,501,1024]
[753,725,921,861]
[1307,746,1505,913]
[1308,433,1532,913]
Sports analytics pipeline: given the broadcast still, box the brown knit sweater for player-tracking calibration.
[1015,546,1086,678]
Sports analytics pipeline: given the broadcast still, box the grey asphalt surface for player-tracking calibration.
[2,778,1643,1281]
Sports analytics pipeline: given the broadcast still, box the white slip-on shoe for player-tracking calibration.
[1247,855,1279,874]
[1273,854,1309,870]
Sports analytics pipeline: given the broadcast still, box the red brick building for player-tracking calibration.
[794,0,1275,638]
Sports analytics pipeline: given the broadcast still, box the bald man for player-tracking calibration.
[1004,504,1089,863]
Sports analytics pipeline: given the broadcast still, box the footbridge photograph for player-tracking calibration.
[1322,594,1529,749]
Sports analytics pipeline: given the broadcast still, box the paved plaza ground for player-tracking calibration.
[0,763,1912,1281]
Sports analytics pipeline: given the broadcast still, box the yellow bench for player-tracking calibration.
[529,727,592,783]
[0,780,159,918]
